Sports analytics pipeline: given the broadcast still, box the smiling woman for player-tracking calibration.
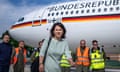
[39,22,74,72]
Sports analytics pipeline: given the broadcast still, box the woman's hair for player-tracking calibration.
[50,22,66,39]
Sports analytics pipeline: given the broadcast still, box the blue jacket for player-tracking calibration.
[0,42,12,65]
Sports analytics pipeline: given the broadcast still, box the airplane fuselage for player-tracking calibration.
[9,0,120,53]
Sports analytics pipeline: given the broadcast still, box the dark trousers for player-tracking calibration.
[76,65,89,72]
[31,57,39,72]
[14,64,24,72]
[92,69,105,72]
[61,67,70,72]
[0,65,10,72]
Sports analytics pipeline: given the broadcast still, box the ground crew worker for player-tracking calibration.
[90,40,106,72]
[0,34,12,72]
[30,40,44,72]
[12,41,27,72]
[75,40,90,72]
[60,52,71,72]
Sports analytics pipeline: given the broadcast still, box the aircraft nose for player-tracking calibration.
[8,25,15,37]
[8,28,12,36]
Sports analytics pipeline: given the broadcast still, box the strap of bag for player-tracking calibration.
[43,37,52,65]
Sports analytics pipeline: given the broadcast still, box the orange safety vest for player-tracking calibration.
[13,48,27,64]
[76,47,90,66]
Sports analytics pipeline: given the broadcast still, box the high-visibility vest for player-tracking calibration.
[35,51,39,57]
[60,54,71,67]
[76,47,90,66]
[90,48,105,69]
[13,48,27,64]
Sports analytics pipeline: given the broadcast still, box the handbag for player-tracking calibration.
[43,37,52,65]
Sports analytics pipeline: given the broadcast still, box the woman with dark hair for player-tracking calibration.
[39,23,74,72]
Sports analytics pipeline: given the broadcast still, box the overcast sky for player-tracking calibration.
[0,0,74,36]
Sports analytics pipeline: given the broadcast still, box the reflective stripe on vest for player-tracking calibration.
[60,54,71,67]
[13,48,27,64]
[90,49,105,69]
[76,47,90,66]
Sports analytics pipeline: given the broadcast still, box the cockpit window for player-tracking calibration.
[18,17,24,22]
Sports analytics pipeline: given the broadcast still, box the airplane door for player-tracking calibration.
[32,9,47,26]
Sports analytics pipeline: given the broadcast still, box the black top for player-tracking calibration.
[0,42,12,65]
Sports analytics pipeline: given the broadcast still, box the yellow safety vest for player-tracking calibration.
[60,54,71,67]
[90,48,105,69]
[35,51,39,57]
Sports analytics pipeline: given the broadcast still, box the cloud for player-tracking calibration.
[0,0,43,36]
[0,0,74,36]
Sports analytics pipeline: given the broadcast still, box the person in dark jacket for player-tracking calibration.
[0,34,12,72]
[30,39,44,72]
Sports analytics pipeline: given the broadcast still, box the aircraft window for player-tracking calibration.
[66,11,68,15]
[76,10,79,14]
[18,17,24,22]
[61,12,64,15]
[86,10,90,13]
[110,7,113,11]
[116,7,119,10]
[104,8,107,12]
[92,9,95,13]
[48,13,50,16]
[52,13,54,16]
[56,12,59,16]
[98,8,101,12]
[81,10,84,13]
[71,11,74,14]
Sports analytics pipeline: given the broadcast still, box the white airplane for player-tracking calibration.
[9,0,120,54]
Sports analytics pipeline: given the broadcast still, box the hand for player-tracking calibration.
[68,58,75,66]
[74,62,78,67]
[71,62,76,66]
[39,64,44,72]
[69,60,75,66]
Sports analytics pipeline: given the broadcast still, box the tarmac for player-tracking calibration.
[9,64,30,72]
[9,64,120,72]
